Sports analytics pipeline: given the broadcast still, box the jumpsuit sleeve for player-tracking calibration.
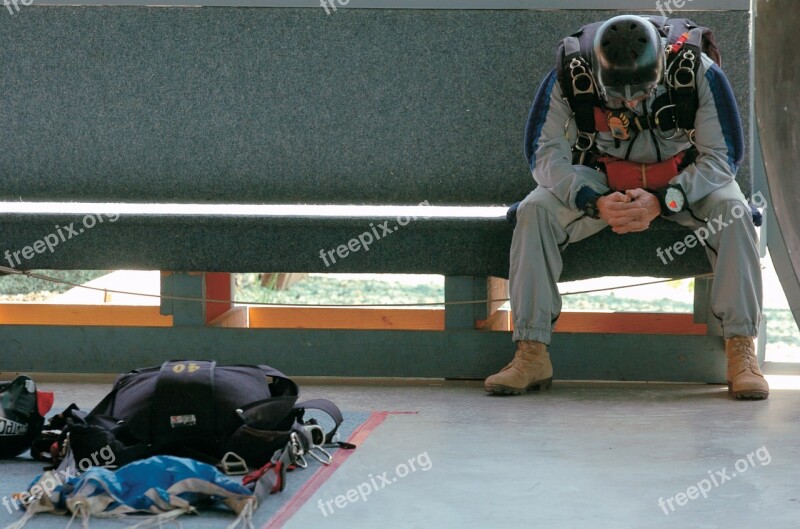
[670,55,744,206]
[529,76,610,210]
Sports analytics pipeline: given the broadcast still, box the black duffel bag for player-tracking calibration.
[44,360,342,470]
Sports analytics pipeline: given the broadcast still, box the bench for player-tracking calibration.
[0,2,757,382]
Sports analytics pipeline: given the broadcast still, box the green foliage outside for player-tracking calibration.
[1,271,797,349]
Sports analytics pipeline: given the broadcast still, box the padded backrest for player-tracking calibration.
[0,8,750,205]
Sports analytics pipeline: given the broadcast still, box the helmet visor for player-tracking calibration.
[601,82,658,105]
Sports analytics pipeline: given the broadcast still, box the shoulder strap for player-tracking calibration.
[557,28,601,137]
[665,25,704,130]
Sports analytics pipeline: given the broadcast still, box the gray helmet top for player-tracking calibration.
[592,15,665,103]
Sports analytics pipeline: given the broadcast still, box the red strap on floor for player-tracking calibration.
[243,461,286,493]
[242,462,274,487]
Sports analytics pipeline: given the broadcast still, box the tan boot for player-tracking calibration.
[726,336,769,400]
[484,340,553,395]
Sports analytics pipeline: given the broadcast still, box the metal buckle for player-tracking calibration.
[687,128,697,146]
[673,67,696,90]
[571,72,595,97]
[666,49,696,90]
[303,425,332,466]
[680,50,696,65]
[672,50,696,90]
[569,58,595,97]
[304,424,326,447]
[219,452,248,476]
[574,131,596,152]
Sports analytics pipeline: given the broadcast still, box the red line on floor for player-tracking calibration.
[263,411,412,529]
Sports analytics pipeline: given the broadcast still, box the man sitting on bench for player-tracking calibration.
[485,15,768,400]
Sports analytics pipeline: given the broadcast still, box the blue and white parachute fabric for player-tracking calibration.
[5,456,256,529]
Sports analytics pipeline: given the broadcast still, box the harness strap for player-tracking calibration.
[243,445,294,501]
[563,35,581,57]
[592,99,681,134]
[667,28,703,130]
[563,36,597,135]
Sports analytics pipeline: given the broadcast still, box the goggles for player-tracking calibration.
[600,83,658,105]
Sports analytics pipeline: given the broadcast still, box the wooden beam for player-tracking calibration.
[205,272,233,324]
[487,277,509,315]
[478,277,511,330]
[0,303,707,335]
[555,312,707,335]
[207,306,249,328]
[248,307,444,330]
[0,304,173,327]
[477,309,512,331]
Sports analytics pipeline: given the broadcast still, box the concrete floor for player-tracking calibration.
[22,379,800,529]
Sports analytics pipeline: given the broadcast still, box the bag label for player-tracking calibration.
[0,417,28,436]
[170,415,197,428]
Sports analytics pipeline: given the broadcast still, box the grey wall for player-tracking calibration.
[30,1,750,8]
[0,8,751,205]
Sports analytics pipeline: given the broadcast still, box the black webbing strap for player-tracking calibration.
[669,28,703,130]
[294,399,344,444]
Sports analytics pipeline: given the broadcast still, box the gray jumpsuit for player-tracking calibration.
[511,53,762,344]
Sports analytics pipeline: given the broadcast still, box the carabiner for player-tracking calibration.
[654,104,679,138]
[307,446,333,466]
[288,432,308,469]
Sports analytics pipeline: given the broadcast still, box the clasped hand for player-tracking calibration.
[596,189,662,234]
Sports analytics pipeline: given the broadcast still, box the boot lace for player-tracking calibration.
[732,338,754,372]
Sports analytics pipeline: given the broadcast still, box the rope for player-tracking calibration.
[0,265,713,308]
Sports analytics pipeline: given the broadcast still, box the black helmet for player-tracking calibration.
[592,15,665,104]
[0,376,50,458]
